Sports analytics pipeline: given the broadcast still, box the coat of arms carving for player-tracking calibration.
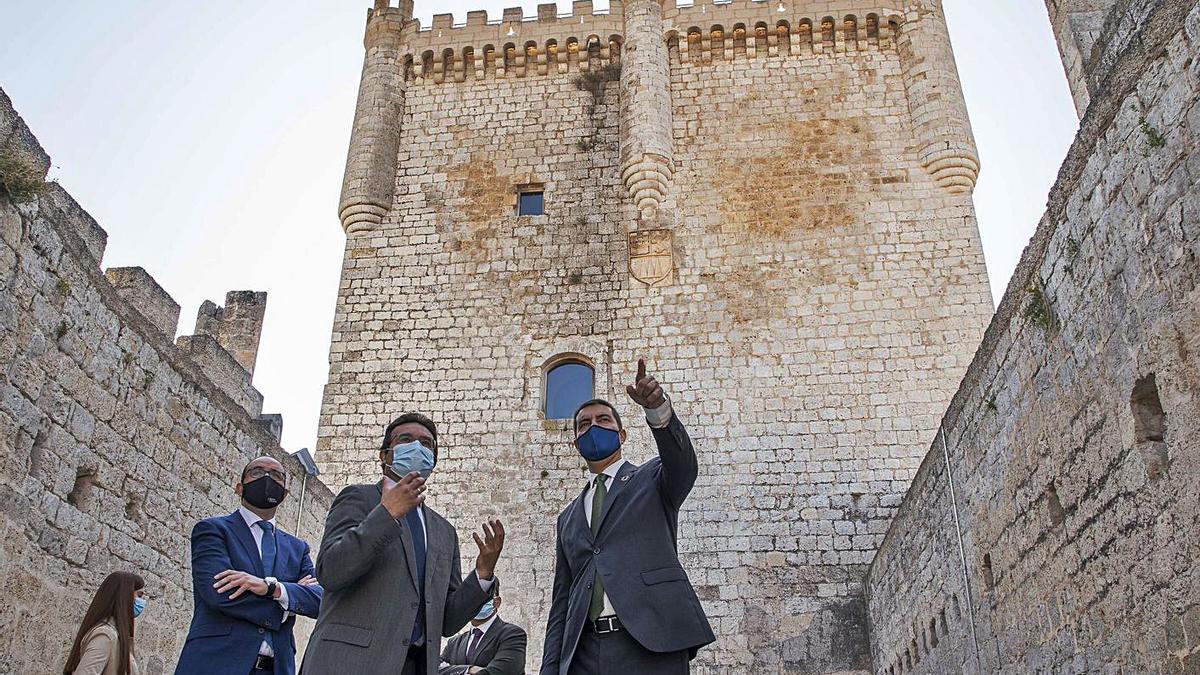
[628,229,673,286]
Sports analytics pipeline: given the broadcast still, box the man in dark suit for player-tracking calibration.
[301,412,505,675]
[540,359,715,675]
[438,579,527,675]
[176,456,323,675]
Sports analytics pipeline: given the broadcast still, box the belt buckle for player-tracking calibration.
[254,655,275,670]
[594,616,619,634]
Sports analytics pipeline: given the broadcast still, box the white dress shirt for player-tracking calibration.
[581,397,674,619]
[237,506,292,657]
[466,612,499,654]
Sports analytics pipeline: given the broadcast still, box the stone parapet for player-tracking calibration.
[865,1,1200,671]
[193,291,267,377]
[104,266,181,339]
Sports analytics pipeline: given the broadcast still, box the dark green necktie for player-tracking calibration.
[588,473,608,621]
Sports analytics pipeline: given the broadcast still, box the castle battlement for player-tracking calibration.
[376,1,910,77]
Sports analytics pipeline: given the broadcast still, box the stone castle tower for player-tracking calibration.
[317,0,994,671]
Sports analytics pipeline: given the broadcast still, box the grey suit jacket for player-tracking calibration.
[438,618,527,675]
[540,414,715,675]
[301,482,494,675]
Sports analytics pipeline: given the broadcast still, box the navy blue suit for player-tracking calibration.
[175,511,323,675]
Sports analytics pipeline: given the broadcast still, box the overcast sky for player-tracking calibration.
[0,0,1079,455]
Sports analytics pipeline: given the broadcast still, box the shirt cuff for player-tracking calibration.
[275,583,290,611]
[644,395,673,429]
[478,575,495,593]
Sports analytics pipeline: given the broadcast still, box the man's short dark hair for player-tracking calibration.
[381,413,438,451]
[573,398,623,434]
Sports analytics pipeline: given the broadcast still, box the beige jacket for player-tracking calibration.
[72,622,139,675]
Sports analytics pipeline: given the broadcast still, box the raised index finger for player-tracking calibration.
[636,358,647,383]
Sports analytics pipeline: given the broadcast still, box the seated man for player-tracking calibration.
[439,580,527,675]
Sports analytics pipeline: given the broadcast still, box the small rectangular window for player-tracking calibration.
[518,190,544,216]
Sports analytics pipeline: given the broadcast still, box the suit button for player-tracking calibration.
[587,582,592,589]
[258,628,265,634]
[411,601,419,609]
[593,548,601,555]
[402,639,410,647]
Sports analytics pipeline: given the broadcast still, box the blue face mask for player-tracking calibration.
[474,599,496,621]
[390,441,436,479]
[132,597,146,619]
[575,425,621,462]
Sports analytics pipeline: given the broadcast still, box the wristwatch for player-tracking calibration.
[263,577,278,598]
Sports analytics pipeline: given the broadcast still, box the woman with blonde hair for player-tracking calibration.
[63,571,145,675]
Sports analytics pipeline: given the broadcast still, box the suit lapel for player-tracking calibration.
[227,512,264,577]
[595,461,637,534]
[567,487,593,545]
[423,508,445,601]
[375,482,420,592]
[471,619,505,665]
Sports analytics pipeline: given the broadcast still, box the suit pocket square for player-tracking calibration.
[322,622,374,647]
[641,566,687,585]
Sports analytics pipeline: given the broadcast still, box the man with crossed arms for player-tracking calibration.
[541,359,714,674]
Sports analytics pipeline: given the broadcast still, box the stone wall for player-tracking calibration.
[864,1,1200,672]
[319,2,994,671]
[1044,0,1120,116]
[0,90,334,674]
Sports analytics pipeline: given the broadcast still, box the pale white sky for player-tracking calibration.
[0,1,1078,455]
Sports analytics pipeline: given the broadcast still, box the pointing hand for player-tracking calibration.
[625,358,666,408]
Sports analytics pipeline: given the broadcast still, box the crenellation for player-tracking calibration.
[406,7,905,85]
[103,266,181,339]
[192,290,267,377]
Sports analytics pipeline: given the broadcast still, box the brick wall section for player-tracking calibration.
[865,1,1200,672]
[0,92,334,674]
[319,3,994,671]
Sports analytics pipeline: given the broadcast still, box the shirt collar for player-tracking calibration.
[473,613,499,635]
[588,457,628,486]
[238,505,275,529]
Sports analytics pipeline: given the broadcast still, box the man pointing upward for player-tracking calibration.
[540,359,714,675]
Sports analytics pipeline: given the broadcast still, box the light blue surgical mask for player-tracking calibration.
[133,596,146,618]
[390,441,436,479]
[474,599,495,621]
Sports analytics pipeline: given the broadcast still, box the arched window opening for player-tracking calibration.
[544,358,595,420]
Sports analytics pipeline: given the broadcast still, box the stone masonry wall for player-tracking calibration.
[0,92,334,674]
[319,2,994,672]
[865,1,1200,672]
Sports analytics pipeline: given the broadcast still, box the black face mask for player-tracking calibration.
[242,475,286,509]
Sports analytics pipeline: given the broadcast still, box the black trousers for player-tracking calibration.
[402,644,427,675]
[568,625,688,675]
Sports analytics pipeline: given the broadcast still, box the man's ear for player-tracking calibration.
[494,596,502,611]
[234,480,244,497]
[618,428,627,445]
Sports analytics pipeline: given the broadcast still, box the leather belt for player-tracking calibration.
[591,616,622,634]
